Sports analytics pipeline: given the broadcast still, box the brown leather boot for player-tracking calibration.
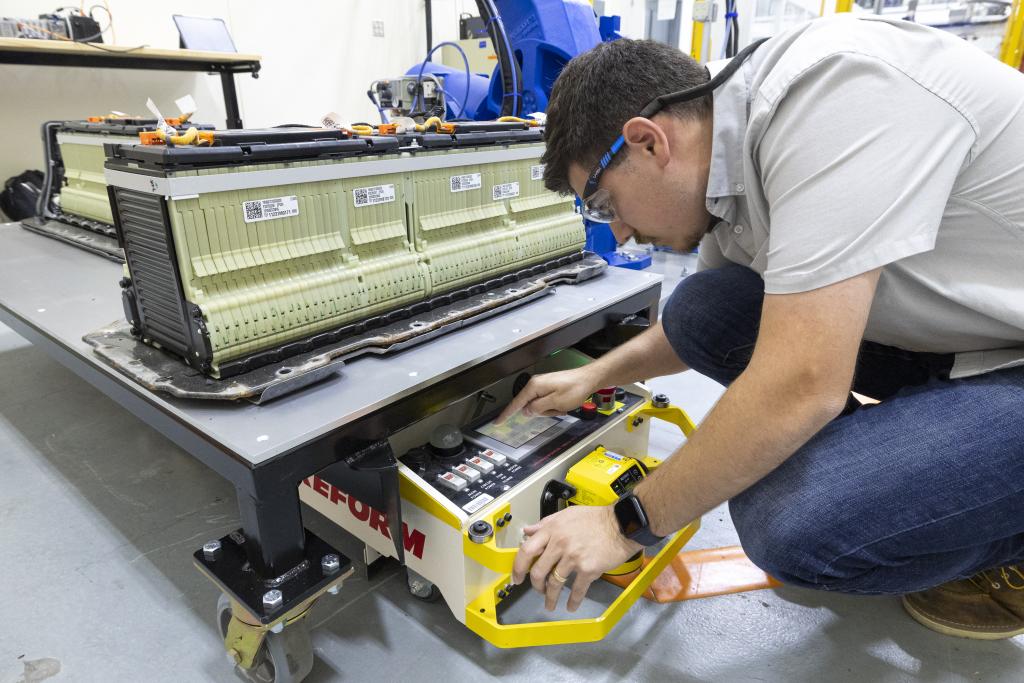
[903,565,1024,639]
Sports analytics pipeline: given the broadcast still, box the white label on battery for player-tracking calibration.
[604,451,626,461]
[492,182,520,200]
[607,465,621,475]
[462,494,494,514]
[530,164,545,180]
[242,195,299,223]
[353,184,396,207]
[450,173,481,193]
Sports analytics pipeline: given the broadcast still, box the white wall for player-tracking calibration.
[0,0,454,186]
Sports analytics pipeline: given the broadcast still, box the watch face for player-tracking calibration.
[615,495,645,536]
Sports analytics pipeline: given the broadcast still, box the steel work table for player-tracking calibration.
[0,221,662,603]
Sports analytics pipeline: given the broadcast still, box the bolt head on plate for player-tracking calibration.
[263,589,283,611]
[202,540,221,561]
[322,553,341,575]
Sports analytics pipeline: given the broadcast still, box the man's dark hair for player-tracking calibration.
[541,39,711,195]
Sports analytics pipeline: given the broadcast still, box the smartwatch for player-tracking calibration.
[613,491,664,547]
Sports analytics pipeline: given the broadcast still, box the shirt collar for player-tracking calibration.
[705,57,751,203]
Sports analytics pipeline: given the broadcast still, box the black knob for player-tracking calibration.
[429,424,465,459]
[468,520,493,544]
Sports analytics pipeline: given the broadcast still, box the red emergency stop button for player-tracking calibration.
[581,401,597,420]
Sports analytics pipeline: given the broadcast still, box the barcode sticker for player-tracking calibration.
[450,173,482,193]
[353,184,396,207]
[492,182,520,200]
[242,195,299,223]
[462,493,494,514]
[530,164,545,180]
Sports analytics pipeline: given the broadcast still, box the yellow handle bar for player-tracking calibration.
[461,398,700,648]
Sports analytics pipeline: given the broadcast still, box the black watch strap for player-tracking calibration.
[614,491,664,547]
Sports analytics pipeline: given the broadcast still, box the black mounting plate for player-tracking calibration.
[193,528,351,625]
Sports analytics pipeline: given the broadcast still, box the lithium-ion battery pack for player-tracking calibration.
[105,126,584,378]
[54,118,214,226]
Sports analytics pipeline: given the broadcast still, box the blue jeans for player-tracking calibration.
[661,264,1024,595]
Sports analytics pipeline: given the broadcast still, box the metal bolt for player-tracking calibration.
[270,621,284,634]
[653,393,670,409]
[632,417,644,428]
[497,589,507,599]
[496,517,505,527]
[322,554,341,575]
[202,540,222,561]
[504,512,512,523]
[263,589,283,611]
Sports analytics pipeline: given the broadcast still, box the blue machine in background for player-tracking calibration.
[403,0,651,270]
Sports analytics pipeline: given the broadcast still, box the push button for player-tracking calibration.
[452,463,481,482]
[437,471,467,492]
[595,387,616,411]
[581,401,597,420]
[465,455,495,474]
[478,449,507,466]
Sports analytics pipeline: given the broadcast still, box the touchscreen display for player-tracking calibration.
[476,413,560,449]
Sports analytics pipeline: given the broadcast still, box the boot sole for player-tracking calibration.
[901,595,1024,640]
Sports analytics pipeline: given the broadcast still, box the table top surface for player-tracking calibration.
[0,37,260,64]
[0,223,661,466]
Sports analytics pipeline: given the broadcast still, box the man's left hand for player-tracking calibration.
[512,504,642,611]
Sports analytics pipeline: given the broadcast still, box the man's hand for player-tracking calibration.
[495,366,598,423]
[512,505,641,611]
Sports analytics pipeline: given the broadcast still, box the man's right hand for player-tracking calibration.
[495,366,600,424]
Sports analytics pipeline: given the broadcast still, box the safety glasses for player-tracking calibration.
[578,37,767,225]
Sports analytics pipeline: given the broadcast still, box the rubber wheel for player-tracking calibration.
[216,594,315,683]
[411,584,443,603]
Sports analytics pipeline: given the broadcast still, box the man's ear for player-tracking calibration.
[621,117,671,168]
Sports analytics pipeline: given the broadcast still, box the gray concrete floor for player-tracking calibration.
[3,251,1023,682]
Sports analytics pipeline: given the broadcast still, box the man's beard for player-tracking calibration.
[632,231,702,253]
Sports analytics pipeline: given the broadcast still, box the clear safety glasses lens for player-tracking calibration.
[581,188,617,224]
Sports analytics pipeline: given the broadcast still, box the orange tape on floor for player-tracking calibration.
[603,545,781,603]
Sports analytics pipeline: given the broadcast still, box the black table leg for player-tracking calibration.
[220,70,243,129]
[236,482,306,578]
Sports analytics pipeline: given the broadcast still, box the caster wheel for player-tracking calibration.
[407,571,442,603]
[412,584,442,603]
[216,594,314,683]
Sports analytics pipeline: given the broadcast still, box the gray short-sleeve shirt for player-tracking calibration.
[697,16,1024,378]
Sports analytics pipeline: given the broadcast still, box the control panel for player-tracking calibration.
[400,387,644,515]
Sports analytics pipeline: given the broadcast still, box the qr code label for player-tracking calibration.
[530,164,545,181]
[242,195,299,224]
[450,173,481,193]
[353,184,396,207]
[491,182,520,201]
